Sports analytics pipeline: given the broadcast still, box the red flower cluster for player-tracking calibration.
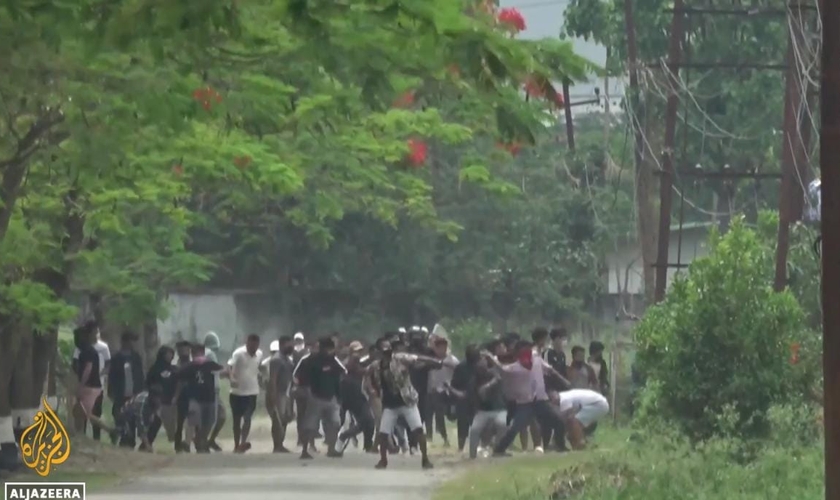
[393,91,415,109]
[497,8,526,32]
[192,86,223,110]
[407,139,427,167]
[496,141,522,156]
[790,342,801,365]
[524,77,566,108]
[233,155,252,169]
[524,78,542,98]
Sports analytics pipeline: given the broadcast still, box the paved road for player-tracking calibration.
[88,433,450,500]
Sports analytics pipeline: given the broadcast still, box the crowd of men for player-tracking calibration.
[71,321,611,469]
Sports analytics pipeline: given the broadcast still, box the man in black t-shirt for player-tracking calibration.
[448,344,481,452]
[466,360,507,458]
[293,337,347,460]
[173,341,193,453]
[369,338,442,470]
[177,344,224,453]
[545,328,571,451]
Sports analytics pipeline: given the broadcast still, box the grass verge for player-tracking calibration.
[434,426,626,500]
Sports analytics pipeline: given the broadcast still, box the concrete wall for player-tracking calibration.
[604,226,712,295]
[156,292,288,357]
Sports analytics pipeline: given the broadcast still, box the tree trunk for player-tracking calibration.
[140,316,159,369]
[0,320,26,471]
[637,95,660,305]
[10,329,35,442]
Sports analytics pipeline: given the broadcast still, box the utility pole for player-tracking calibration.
[653,0,686,303]
[774,2,810,292]
[623,0,658,304]
[562,79,575,151]
[821,0,840,494]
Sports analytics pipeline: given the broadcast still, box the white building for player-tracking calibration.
[604,221,713,296]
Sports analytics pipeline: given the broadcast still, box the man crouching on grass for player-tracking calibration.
[559,389,609,450]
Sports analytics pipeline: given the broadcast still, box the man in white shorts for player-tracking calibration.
[368,338,443,470]
[559,389,610,450]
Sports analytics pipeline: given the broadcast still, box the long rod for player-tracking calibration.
[773,4,808,292]
[562,79,575,151]
[653,0,686,303]
[821,0,840,492]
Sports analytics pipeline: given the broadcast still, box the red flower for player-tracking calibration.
[172,164,184,177]
[789,342,801,365]
[192,86,222,110]
[497,8,526,32]
[524,78,543,98]
[496,141,522,156]
[393,91,415,108]
[552,90,565,108]
[407,139,427,167]
[233,156,252,169]
[447,64,460,78]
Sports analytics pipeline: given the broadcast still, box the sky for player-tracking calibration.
[499,0,625,114]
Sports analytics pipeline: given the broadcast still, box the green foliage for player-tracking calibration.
[562,0,808,224]
[558,436,824,500]
[634,218,815,442]
[442,317,494,356]
[0,0,603,343]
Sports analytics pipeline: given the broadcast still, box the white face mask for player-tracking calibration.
[294,344,304,352]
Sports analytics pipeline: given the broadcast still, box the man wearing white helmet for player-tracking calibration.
[293,332,306,354]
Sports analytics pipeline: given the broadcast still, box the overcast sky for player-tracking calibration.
[499,0,625,112]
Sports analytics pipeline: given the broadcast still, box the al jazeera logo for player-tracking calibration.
[4,398,85,500]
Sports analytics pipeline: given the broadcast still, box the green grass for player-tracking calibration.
[434,426,825,500]
[434,426,627,500]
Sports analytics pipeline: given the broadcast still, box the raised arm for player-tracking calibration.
[541,358,571,390]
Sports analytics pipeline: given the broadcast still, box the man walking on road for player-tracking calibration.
[369,338,443,470]
[203,332,227,451]
[228,334,262,453]
[338,341,376,453]
[293,337,346,460]
[108,331,144,430]
[267,336,296,453]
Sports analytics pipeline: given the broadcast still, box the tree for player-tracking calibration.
[0,0,594,469]
[562,0,818,299]
[634,218,816,442]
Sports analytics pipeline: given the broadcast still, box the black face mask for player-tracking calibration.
[281,347,294,356]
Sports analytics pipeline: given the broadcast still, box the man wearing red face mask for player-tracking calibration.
[483,340,573,457]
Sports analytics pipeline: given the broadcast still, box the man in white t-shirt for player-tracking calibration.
[559,389,609,450]
[72,330,111,440]
[227,334,262,453]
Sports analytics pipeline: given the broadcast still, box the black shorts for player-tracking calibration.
[229,394,257,419]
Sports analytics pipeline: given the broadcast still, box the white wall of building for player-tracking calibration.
[604,225,712,295]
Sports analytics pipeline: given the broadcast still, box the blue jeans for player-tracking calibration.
[493,400,558,453]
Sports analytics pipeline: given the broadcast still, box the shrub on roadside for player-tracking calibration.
[633,218,818,442]
[555,437,824,500]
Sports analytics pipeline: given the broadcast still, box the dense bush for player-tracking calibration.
[633,219,818,442]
